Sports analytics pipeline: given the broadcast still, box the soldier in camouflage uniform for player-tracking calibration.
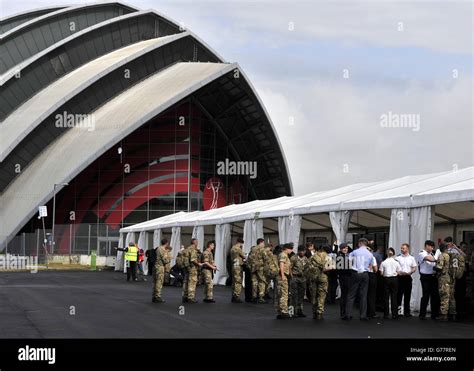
[182,239,199,303]
[152,239,170,303]
[263,244,275,300]
[276,243,293,319]
[187,240,203,303]
[251,238,267,304]
[307,245,334,320]
[230,237,245,303]
[202,241,217,303]
[290,245,308,317]
[164,244,172,285]
[435,243,455,321]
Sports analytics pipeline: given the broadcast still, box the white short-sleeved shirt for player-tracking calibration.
[417,251,435,274]
[395,254,417,274]
[380,257,401,277]
[369,256,377,273]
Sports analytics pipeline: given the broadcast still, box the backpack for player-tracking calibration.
[246,246,256,272]
[175,251,184,269]
[264,252,279,279]
[182,246,191,268]
[448,252,465,280]
[305,252,325,280]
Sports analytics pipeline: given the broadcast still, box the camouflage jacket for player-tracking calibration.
[290,255,308,280]
[155,246,170,268]
[202,249,215,270]
[436,252,452,283]
[230,244,245,268]
[189,247,200,269]
[278,252,291,276]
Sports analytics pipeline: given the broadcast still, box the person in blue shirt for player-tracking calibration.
[343,238,374,321]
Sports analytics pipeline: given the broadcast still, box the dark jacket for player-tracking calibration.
[145,248,157,264]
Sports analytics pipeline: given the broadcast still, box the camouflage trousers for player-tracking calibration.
[251,269,266,299]
[182,269,189,299]
[203,269,214,299]
[310,276,328,315]
[439,276,456,315]
[277,276,289,314]
[152,266,165,299]
[291,278,306,312]
[232,267,243,298]
[264,275,272,295]
[187,268,199,300]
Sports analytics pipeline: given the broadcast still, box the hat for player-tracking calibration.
[283,242,293,250]
[339,243,349,249]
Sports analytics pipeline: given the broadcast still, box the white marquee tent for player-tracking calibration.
[117,166,474,312]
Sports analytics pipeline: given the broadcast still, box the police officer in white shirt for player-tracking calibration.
[417,240,440,320]
[380,247,401,319]
[395,243,417,317]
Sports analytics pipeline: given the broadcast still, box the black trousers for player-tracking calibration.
[376,274,385,310]
[147,261,154,276]
[338,274,351,318]
[419,273,440,318]
[367,272,377,317]
[455,276,466,318]
[244,266,253,302]
[327,271,338,304]
[383,276,398,316]
[126,261,137,281]
[397,275,412,315]
[346,271,369,319]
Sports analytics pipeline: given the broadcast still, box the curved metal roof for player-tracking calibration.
[0,9,181,121]
[0,2,137,74]
[0,3,294,249]
[1,32,190,161]
[0,33,221,191]
[0,62,235,246]
[0,6,67,34]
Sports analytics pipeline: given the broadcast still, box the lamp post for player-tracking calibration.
[51,182,69,254]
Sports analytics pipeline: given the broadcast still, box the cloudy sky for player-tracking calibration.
[1,0,473,195]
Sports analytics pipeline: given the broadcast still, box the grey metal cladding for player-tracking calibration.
[0,7,66,34]
[0,12,181,122]
[0,36,218,191]
[0,4,136,74]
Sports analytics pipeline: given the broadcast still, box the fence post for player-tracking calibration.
[36,229,40,257]
[69,224,72,264]
[88,224,91,255]
[22,232,26,256]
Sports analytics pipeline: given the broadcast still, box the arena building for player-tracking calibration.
[0,2,293,255]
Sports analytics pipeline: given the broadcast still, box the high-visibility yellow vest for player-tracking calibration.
[125,246,138,261]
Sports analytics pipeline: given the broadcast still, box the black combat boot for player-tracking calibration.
[231,296,243,303]
[203,298,216,303]
[182,297,188,303]
[152,297,165,303]
[296,310,306,318]
[276,313,290,320]
[437,314,448,322]
[257,298,266,304]
[187,298,197,304]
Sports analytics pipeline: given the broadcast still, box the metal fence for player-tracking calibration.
[4,224,121,258]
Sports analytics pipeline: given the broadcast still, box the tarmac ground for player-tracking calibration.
[0,270,473,338]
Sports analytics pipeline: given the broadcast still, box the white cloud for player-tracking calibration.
[258,75,473,195]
